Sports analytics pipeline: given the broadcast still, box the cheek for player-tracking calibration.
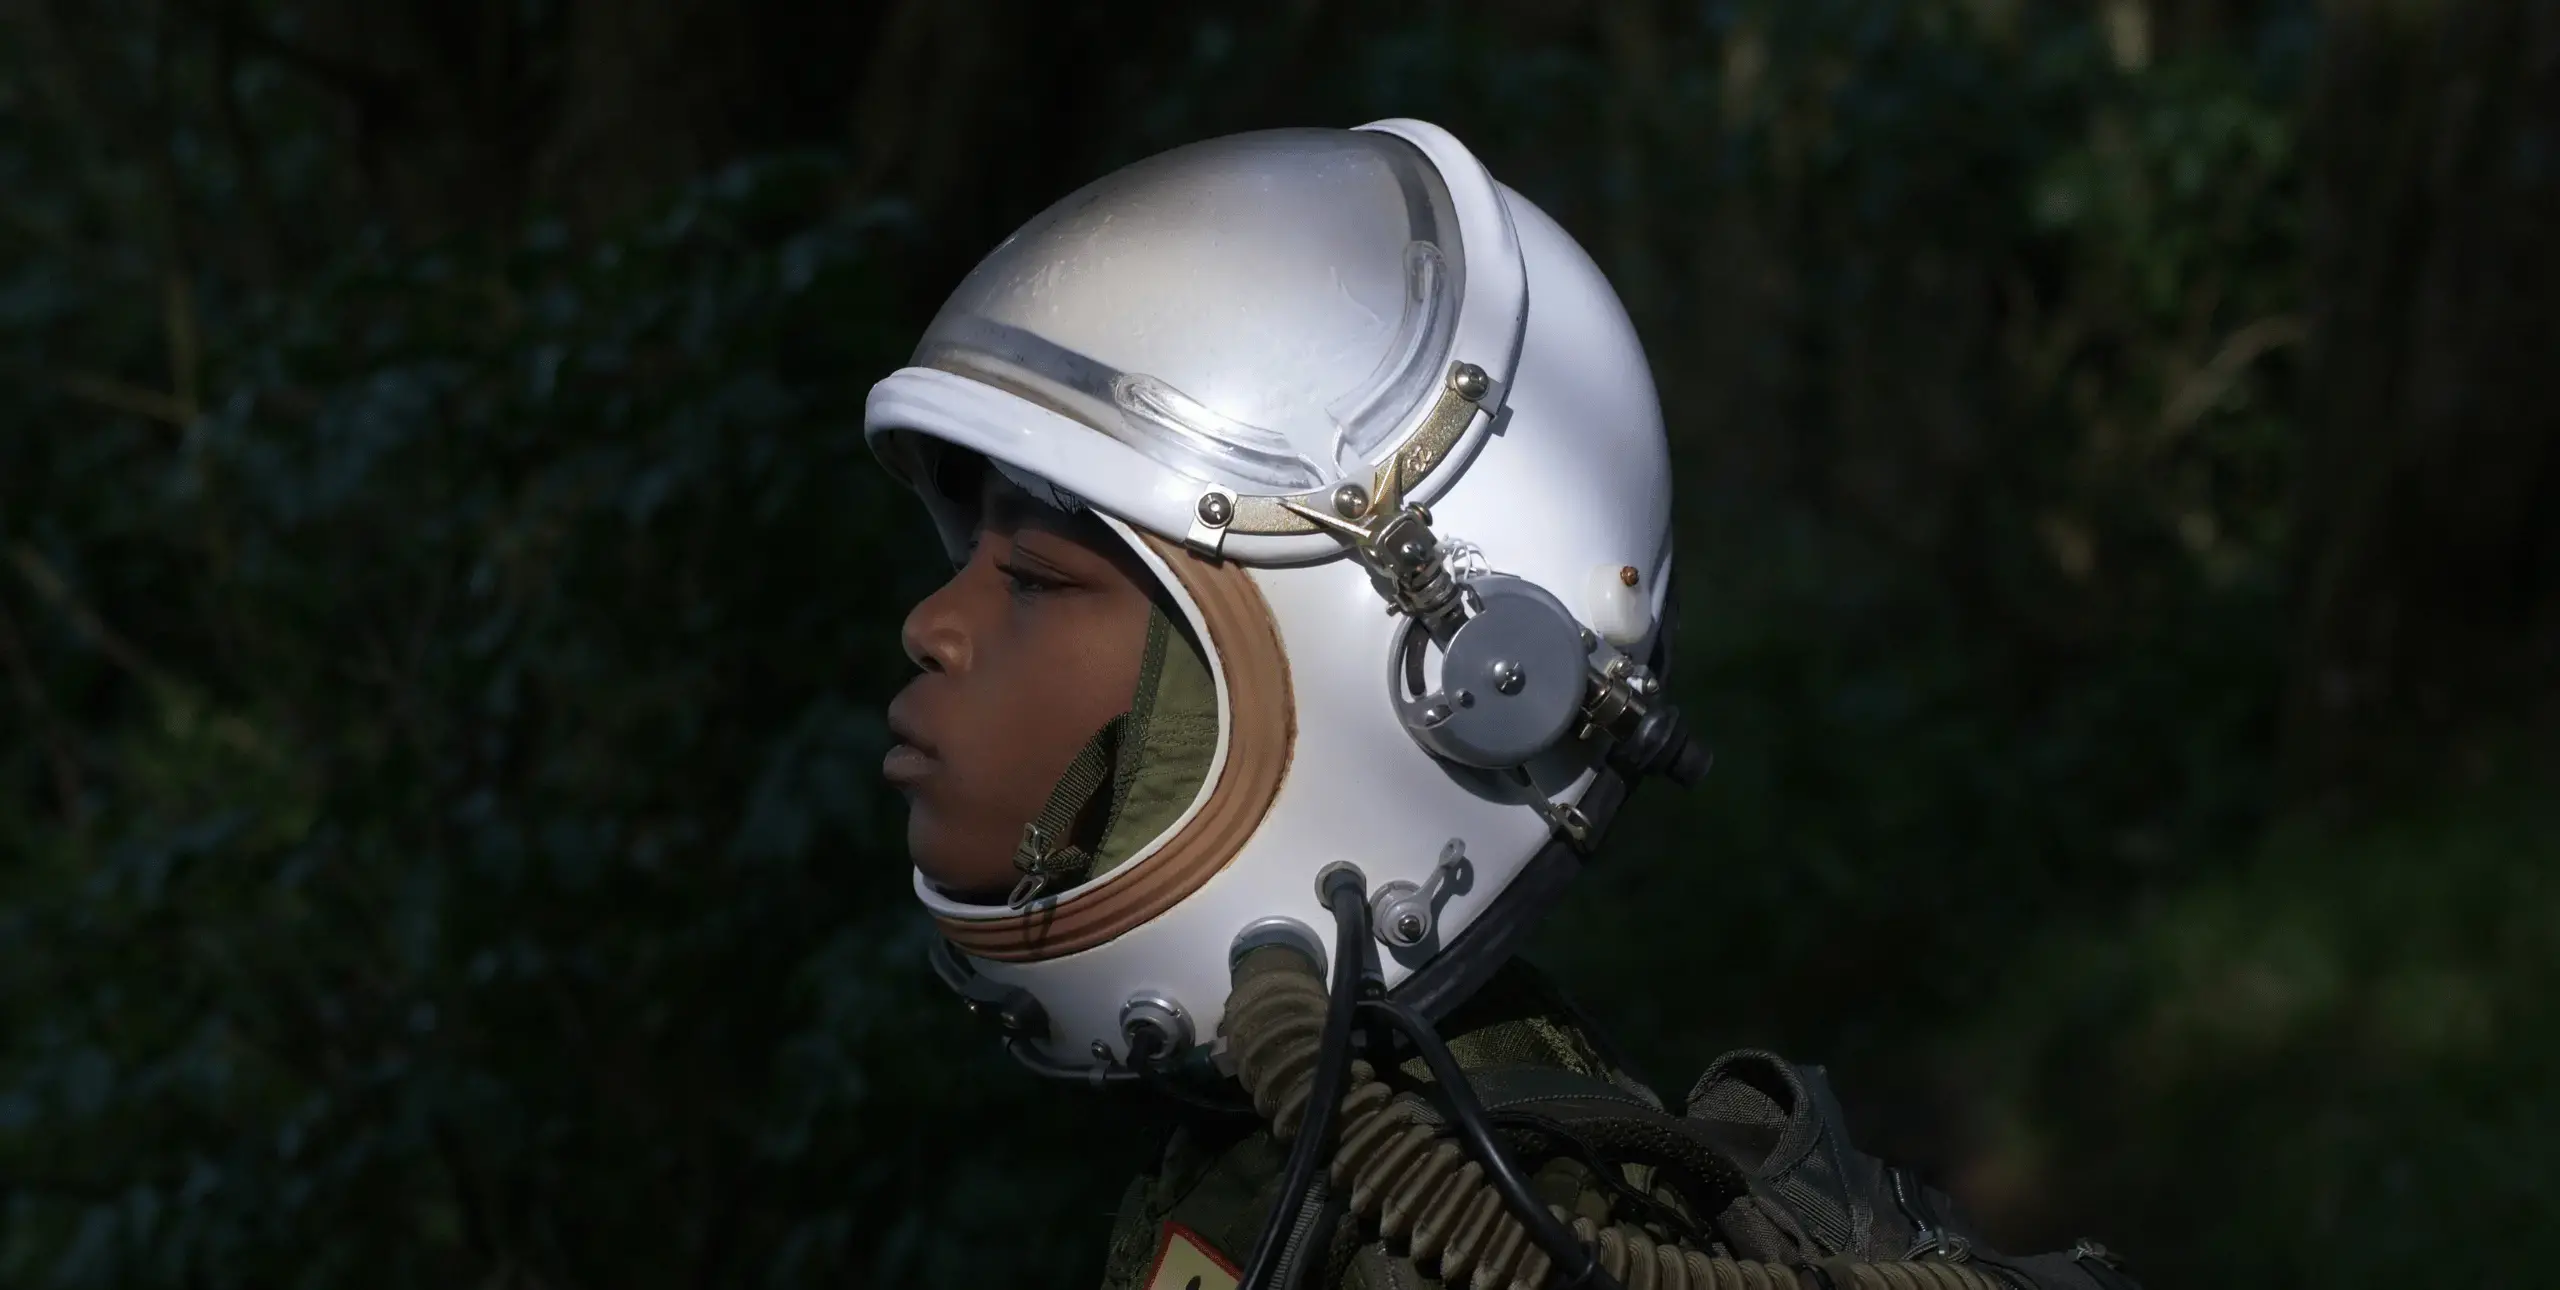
[929,607,1138,778]
[901,597,1154,895]
[969,611,1147,790]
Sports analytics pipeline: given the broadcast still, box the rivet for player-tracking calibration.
[1450,362,1491,401]
[1619,565,1640,587]
[1333,483,1370,518]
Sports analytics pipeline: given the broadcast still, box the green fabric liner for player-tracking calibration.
[1092,604,1218,875]
[1007,604,1218,905]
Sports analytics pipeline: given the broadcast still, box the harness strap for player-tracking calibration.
[1008,714,1126,906]
[1007,609,1174,907]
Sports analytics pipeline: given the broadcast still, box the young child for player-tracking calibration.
[869,122,2141,1290]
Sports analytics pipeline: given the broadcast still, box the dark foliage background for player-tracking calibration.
[1,1,2552,1286]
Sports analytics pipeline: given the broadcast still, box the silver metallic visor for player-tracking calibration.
[911,128,1465,495]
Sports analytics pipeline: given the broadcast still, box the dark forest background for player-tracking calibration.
[1,1,2553,1286]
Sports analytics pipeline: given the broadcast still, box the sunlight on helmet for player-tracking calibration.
[910,128,1464,494]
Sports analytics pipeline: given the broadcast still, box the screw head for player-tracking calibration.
[1450,362,1491,401]
[1195,492,1233,527]
[1492,660,1526,695]
[1395,913,1427,942]
[1332,483,1370,518]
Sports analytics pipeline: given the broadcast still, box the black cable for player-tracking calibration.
[1123,1031,1253,1118]
[1288,926,1379,1290]
[1358,997,1621,1290]
[1001,1036,1140,1087]
[1137,1067,1260,1118]
[1482,1109,1718,1253]
[1269,1176,1333,1290]
[1239,869,1369,1290]
[1293,1171,1361,1290]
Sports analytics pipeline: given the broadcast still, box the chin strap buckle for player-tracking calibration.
[1009,821,1089,908]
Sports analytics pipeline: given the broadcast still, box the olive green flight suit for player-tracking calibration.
[1098,959,1651,1290]
[1094,960,2144,1290]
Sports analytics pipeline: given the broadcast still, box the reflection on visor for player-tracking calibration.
[1113,372,1325,491]
[909,128,1468,496]
[1325,240,1453,470]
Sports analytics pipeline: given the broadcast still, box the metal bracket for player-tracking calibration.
[1531,796,1594,850]
[929,938,1049,1040]
[1227,359,1492,539]
[1370,839,1471,949]
[1184,487,1237,557]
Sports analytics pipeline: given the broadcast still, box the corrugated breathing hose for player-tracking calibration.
[1222,947,2014,1290]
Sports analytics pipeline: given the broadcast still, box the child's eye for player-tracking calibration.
[996,562,1065,597]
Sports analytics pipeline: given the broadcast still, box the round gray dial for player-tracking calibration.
[1397,575,1590,768]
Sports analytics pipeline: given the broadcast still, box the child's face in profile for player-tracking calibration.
[884,468,1159,901]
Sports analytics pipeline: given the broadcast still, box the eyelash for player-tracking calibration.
[995,561,1066,597]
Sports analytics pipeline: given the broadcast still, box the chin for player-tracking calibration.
[904,811,949,877]
[906,815,1009,903]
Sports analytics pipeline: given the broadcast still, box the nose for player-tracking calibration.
[900,574,972,675]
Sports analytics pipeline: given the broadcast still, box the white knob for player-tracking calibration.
[1582,562,1653,649]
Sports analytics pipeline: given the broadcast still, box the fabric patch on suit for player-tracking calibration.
[1143,1221,1239,1290]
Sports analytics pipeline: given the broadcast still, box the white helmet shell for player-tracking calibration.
[866,120,1673,1075]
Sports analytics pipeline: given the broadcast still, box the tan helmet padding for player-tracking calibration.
[933,533,1294,960]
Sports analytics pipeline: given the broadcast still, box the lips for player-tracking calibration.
[882,743,937,787]
[883,695,940,788]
